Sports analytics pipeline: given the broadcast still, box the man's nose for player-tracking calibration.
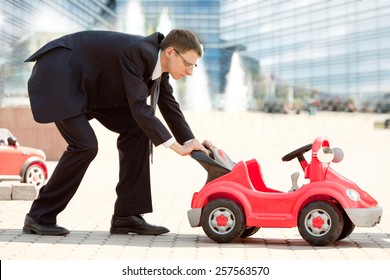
[185,68,193,76]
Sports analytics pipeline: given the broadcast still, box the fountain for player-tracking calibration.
[122,0,146,35]
[157,7,174,35]
[156,7,179,99]
[184,55,212,112]
[224,52,247,112]
[265,73,276,103]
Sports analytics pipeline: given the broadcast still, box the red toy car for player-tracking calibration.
[0,128,48,189]
[188,136,382,246]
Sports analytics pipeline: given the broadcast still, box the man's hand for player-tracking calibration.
[169,138,209,156]
[202,140,216,151]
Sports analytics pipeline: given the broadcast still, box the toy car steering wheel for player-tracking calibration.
[282,143,312,162]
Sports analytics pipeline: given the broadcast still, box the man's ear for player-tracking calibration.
[160,48,172,72]
[164,47,174,57]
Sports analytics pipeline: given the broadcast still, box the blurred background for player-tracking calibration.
[1,0,390,159]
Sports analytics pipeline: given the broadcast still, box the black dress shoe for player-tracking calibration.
[23,214,70,236]
[110,215,169,235]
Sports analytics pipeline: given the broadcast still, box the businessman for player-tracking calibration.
[23,29,212,236]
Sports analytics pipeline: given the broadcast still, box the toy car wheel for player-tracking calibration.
[201,199,246,243]
[298,201,343,246]
[337,209,355,241]
[241,226,260,238]
[24,164,46,188]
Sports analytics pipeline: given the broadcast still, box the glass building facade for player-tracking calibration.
[0,0,116,105]
[1,0,390,111]
[221,0,390,111]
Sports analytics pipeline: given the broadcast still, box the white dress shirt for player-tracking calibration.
[151,51,176,148]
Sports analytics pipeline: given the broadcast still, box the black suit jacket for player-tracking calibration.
[25,31,194,146]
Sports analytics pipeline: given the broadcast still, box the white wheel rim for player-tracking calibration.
[304,208,331,236]
[26,166,45,188]
[208,207,235,235]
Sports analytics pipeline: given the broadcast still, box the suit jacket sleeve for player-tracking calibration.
[158,74,195,144]
[120,44,194,146]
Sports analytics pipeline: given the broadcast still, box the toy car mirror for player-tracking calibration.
[332,147,344,163]
[316,146,334,163]
[7,136,18,146]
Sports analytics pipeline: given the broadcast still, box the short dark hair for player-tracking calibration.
[160,29,203,57]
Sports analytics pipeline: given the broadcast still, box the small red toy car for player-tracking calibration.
[188,136,382,246]
[0,128,48,188]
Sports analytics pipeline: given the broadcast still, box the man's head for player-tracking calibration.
[160,29,203,80]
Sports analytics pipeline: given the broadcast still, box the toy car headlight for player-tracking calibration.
[346,189,360,201]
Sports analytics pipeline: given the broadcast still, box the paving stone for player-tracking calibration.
[0,183,12,200]
[11,183,37,200]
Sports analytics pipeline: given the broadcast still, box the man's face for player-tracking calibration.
[164,48,199,80]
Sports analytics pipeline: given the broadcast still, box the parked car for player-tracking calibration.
[0,128,48,188]
[375,93,390,113]
[188,136,382,246]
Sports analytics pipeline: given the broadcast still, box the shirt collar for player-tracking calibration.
[151,50,162,80]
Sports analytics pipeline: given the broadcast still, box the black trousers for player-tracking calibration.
[28,107,152,224]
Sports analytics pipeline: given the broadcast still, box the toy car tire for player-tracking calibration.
[24,164,46,189]
[201,199,246,243]
[298,201,344,246]
[337,209,355,241]
[240,226,260,238]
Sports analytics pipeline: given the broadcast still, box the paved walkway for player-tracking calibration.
[1,111,390,277]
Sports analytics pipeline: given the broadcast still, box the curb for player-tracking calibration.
[0,182,37,200]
